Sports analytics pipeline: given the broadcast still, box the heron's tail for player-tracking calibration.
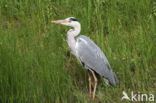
[108,70,119,86]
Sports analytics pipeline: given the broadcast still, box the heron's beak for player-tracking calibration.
[51,20,68,24]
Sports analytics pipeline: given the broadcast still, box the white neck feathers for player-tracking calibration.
[67,24,81,55]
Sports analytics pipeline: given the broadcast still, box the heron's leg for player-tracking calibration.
[88,71,92,98]
[89,69,98,100]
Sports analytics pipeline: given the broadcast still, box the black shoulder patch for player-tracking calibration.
[79,57,85,67]
[70,17,77,21]
[81,61,85,67]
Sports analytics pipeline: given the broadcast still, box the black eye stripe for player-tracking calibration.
[70,18,77,21]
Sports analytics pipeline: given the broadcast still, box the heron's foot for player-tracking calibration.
[92,94,95,100]
[89,93,91,98]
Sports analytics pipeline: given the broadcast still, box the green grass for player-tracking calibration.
[0,0,156,103]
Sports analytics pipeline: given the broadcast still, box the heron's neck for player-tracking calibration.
[67,25,81,55]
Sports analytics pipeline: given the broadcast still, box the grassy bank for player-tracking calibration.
[0,0,155,102]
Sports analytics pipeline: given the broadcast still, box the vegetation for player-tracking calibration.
[0,0,155,102]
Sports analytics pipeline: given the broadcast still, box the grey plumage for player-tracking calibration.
[76,35,119,86]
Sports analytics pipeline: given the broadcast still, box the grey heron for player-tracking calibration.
[52,17,119,100]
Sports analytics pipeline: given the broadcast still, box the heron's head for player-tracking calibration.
[52,17,80,28]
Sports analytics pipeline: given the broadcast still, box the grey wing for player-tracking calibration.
[76,35,119,86]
